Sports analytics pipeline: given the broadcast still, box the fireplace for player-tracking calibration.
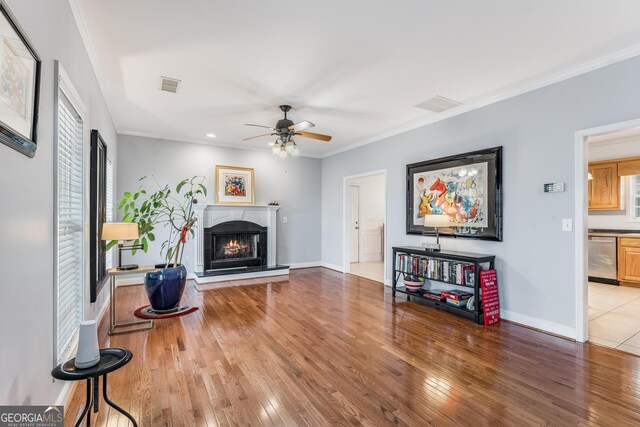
[203,220,267,271]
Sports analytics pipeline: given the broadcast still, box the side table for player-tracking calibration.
[107,266,155,335]
[51,347,136,427]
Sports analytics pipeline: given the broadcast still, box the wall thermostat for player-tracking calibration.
[544,182,565,193]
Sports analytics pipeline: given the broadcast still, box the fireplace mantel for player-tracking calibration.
[192,204,280,273]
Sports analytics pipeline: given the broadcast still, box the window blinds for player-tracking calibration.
[56,91,84,362]
[106,157,114,270]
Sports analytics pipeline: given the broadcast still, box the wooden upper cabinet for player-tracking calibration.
[618,157,640,176]
[588,161,619,210]
[618,237,640,284]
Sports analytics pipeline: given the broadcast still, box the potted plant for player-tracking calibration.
[110,176,206,312]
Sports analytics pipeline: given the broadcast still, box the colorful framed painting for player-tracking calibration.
[406,146,502,241]
[0,3,41,158]
[215,165,255,205]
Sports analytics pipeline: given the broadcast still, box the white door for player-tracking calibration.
[348,185,360,263]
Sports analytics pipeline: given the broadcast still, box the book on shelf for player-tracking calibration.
[440,290,472,301]
[423,290,446,301]
[395,252,476,286]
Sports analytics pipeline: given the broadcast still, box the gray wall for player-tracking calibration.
[117,135,322,269]
[322,55,640,336]
[0,0,117,406]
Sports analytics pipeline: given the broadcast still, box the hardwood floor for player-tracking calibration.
[65,267,640,426]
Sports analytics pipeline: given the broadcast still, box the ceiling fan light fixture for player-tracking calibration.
[272,144,281,154]
[285,141,296,153]
[279,149,288,158]
[292,146,300,157]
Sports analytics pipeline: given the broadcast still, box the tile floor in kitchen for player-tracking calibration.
[349,261,384,283]
[589,282,640,356]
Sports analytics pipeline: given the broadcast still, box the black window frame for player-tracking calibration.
[90,129,108,302]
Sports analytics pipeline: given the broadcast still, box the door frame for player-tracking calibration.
[347,184,360,263]
[343,169,387,283]
[574,117,640,342]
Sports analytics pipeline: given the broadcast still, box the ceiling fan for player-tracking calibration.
[244,105,332,157]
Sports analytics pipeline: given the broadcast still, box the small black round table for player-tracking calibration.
[51,347,137,427]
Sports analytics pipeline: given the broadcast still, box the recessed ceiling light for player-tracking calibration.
[206,133,216,138]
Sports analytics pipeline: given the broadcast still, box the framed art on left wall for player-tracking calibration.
[215,165,255,205]
[0,3,41,158]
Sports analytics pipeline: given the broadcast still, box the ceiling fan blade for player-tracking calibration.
[243,133,275,141]
[297,131,332,142]
[245,123,275,130]
[289,121,315,131]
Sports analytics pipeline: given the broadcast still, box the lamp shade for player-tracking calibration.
[423,214,451,228]
[102,222,139,241]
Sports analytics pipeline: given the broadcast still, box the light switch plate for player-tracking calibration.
[283,216,288,224]
[562,218,572,232]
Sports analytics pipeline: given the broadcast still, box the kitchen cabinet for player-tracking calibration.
[618,157,640,176]
[618,237,640,284]
[588,161,619,210]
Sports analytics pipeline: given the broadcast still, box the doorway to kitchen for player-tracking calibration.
[575,119,640,354]
[343,170,387,284]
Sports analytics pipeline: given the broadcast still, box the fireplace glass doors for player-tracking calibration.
[204,221,267,270]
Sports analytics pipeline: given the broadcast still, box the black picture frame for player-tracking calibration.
[406,146,503,241]
[0,3,41,158]
[90,130,108,302]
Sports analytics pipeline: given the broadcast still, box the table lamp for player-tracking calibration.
[422,214,451,251]
[102,222,142,270]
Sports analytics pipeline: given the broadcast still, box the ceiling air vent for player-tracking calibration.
[160,76,181,93]
[415,96,463,113]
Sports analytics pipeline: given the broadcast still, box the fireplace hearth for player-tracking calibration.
[204,220,267,271]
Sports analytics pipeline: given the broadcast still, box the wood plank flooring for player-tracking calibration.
[65,267,640,426]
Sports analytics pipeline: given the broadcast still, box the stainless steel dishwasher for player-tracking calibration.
[588,235,618,285]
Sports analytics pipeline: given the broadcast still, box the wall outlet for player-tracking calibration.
[562,218,572,232]
[283,216,288,224]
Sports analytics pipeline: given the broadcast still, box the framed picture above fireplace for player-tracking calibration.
[215,165,255,205]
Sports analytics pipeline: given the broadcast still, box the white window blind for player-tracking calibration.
[105,157,114,270]
[56,90,84,362]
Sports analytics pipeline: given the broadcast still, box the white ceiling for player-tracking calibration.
[72,0,640,157]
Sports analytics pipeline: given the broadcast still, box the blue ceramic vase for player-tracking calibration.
[144,264,187,312]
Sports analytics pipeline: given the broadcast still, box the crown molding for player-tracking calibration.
[320,43,640,159]
[67,0,120,131]
[67,0,640,160]
[118,130,323,158]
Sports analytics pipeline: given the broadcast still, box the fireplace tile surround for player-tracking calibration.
[192,204,288,284]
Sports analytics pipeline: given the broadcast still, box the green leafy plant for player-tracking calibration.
[109,176,207,267]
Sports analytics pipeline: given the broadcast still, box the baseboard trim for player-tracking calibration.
[115,275,144,286]
[288,262,322,269]
[500,309,576,340]
[55,381,75,406]
[321,262,344,273]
